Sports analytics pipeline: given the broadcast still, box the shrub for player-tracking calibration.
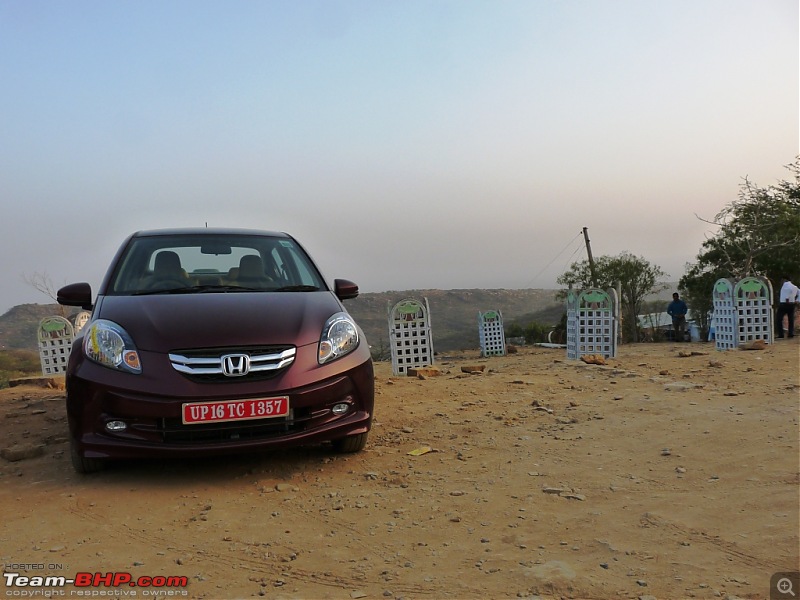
[0,349,41,389]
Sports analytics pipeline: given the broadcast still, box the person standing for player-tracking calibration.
[667,292,688,342]
[776,276,799,339]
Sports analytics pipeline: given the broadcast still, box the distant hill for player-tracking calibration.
[0,304,81,351]
[344,288,562,355]
[0,289,563,355]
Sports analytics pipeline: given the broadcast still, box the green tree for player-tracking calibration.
[505,321,552,344]
[690,158,800,281]
[558,252,667,342]
[678,265,715,340]
[521,322,551,344]
[681,158,800,314]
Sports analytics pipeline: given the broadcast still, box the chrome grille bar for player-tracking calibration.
[169,347,296,376]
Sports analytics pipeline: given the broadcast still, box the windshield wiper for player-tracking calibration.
[178,285,261,293]
[273,285,320,292]
[133,284,319,295]
[133,285,260,296]
[132,288,191,296]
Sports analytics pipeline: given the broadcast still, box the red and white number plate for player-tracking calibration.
[182,397,290,425]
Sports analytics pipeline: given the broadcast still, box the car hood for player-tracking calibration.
[95,292,346,351]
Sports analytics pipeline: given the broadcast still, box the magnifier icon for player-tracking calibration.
[778,577,796,597]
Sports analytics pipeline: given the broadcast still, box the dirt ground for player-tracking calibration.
[0,341,798,600]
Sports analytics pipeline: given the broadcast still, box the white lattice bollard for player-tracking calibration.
[478,310,506,357]
[713,277,773,350]
[73,310,91,335]
[566,290,578,358]
[567,288,618,359]
[38,316,75,375]
[388,298,434,376]
[734,277,773,345]
[713,278,737,350]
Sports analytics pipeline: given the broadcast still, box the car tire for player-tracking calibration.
[332,432,368,453]
[70,441,105,474]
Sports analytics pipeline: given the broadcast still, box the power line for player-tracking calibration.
[524,231,584,288]
[561,240,586,273]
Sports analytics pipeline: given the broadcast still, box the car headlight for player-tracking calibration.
[319,312,359,364]
[83,319,142,374]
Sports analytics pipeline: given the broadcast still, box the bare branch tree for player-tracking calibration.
[20,271,66,316]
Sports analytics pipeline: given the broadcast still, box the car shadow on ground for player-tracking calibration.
[0,388,362,489]
[62,443,352,489]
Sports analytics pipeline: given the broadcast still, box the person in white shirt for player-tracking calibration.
[776,276,799,338]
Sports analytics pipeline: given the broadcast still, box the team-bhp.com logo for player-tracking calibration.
[4,571,188,594]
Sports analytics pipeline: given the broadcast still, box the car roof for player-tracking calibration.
[131,228,291,238]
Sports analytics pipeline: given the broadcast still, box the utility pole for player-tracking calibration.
[582,227,598,288]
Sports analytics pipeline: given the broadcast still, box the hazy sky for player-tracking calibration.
[1,1,797,314]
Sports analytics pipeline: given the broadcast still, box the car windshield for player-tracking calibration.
[107,233,327,295]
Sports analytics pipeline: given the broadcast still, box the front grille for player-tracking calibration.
[169,345,296,382]
[159,407,313,443]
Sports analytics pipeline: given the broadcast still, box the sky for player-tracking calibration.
[0,0,797,314]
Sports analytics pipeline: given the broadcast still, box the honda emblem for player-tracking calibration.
[221,354,250,377]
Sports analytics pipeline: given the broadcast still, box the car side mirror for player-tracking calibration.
[57,282,93,310]
[334,279,359,301]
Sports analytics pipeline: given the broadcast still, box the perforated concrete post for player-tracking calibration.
[566,288,618,359]
[713,278,737,350]
[388,298,434,376]
[734,276,773,346]
[37,316,75,376]
[478,310,506,357]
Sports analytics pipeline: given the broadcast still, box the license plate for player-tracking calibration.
[182,397,290,425]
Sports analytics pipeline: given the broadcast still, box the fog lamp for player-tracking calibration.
[105,420,128,432]
[331,403,350,416]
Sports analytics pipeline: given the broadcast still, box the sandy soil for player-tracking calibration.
[0,341,798,600]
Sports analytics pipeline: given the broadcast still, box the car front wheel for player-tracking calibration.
[332,432,368,453]
[70,441,105,474]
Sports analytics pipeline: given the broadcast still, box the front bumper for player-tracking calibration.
[66,346,374,461]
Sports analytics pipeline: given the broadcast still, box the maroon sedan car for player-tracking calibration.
[57,228,374,473]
